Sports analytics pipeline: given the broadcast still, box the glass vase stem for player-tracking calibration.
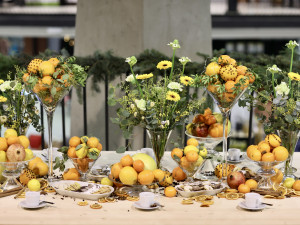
[47,110,54,181]
[221,111,230,180]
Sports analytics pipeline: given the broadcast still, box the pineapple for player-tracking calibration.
[27,59,43,74]
[205,62,221,76]
[220,65,238,81]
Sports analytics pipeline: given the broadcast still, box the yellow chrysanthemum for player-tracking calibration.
[136,73,154,80]
[0,96,7,102]
[157,60,172,70]
[288,72,300,81]
[180,76,194,86]
[0,80,4,84]
[166,91,180,102]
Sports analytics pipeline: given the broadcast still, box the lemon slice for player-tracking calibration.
[277,186,288,196]
[272,183,280,191]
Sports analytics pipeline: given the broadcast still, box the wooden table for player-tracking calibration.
[1,151,300,225]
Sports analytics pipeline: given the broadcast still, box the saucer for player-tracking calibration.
[19,201,47,209]
[227,153,245,164]
[133,201,160,210]
[238,201,266,211]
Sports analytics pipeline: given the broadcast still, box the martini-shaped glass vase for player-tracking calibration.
[33,86,72,182]
[206,87,247,180]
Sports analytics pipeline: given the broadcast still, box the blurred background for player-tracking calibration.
[0,0,299,151]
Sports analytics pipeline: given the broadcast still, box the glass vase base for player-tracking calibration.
[280,167,298,179]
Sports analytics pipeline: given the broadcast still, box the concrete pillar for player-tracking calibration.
[71,0,212,151]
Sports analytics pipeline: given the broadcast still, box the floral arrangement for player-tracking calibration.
[0,74,42,135]
[109,40,205,166]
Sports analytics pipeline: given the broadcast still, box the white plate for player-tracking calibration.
[19,201,46,209]
[238,201,266,211]
[175,183,226,198]
[133,201,160,210]
[41,148,62,161]
[50,180,114,201]
[227,153,245,164]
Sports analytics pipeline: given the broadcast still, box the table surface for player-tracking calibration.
[1,151,300,225]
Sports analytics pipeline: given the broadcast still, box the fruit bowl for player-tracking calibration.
[0,156,35,190]
[68,155,100,181]
[172,157,203,182]
[246,156,286,190]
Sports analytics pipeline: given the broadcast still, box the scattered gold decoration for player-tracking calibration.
[181,199,194,205]
[127,196,139,201]
[77,201,89,206]
[90,203,102,209]
[225,193,239,200]
[200,204,210,207]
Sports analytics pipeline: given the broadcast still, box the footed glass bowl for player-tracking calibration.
[69,155,100,181]
[246,156,286,190]
[0,156,35,190]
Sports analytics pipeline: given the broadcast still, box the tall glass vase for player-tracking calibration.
[33,86,72,182]
[146,129,172,169]
[206,88,247,180]
[278,130,300,179]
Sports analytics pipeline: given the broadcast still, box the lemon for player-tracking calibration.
[75,143,88,159]
[183,145,199,155]
[4,129,18,139]
[119,166,138,185]
[18,136,30,149]
[0,151,6,162]
[101,177,113,186]
[24,149,34,161]
[283,178,295,188]
[28,179,41,191]
[80,136,89,143]
[199,147,208,157]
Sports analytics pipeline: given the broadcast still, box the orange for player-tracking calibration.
[120,154,133,167]
[137,170,154,185]
[67,147,77,158]
[273,146,289,161]
[133,160,144,173]
[87,137,99,148]
[172,166,187,181]
[97,143,103,152]
[111,162,123,179]
[39,61,55,76]
[261,152,275,162]
[258,142,271,154]
[186,151,199,162]
[238,184,251,193]
[225,80,235,93]
[249,149,261,161]
[187,138,198,147]
[164,186,177,197]
[235,75,249,89]
[245,179,258,190]
[229,58,237,67]
[171,148,183,160]
[247,145,258,158]
[42,76,53,86]
[218,55,231,65]
[44,96,53,103]
[292,180,300,191]
[18,136,30,149]
[180,156,190,169]
[245,71,255,83]
[22,73,30,83]
[236,65,248,75]
[37,80,47,91]
[48,58,60,67]
[0,137,8,151]
[7,136,20,145]
[153,169,165,182]
[69,136,81,147]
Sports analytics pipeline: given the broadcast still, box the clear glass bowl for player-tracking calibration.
[68,155,100,181]
[246,155,286,190]
[0,156,35,190]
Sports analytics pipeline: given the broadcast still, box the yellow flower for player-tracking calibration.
[0,96,7,102]
[166,91,180,102]
[157,60,172,70]
[288,72,300,81]
[180,76,194,86]
[0,80,4,84]
[136,73,153,80]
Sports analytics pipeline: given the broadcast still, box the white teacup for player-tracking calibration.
[25,191,42,207]
[138,192,157,208]
[245,193,261,208]
[228,148,241,161]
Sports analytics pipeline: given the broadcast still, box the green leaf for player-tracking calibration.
[110,117,119,124]
[116,146,126,153]
[51,87,56,96]
[108,98,117,106]
[123,130,131,139]
[257,105,265,111]
[122,110,130,117]
[62,74,69,80]
[285,114,293,123]
[75,144,83,151]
